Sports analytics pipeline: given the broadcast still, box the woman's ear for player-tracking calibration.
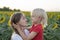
[15,22,19,25]
[16,22,21,26]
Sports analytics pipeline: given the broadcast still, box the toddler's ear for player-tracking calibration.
[38,16,41,19]
[39,16,40,18]
[38,16,42,20]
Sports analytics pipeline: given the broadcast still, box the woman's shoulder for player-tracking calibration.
[11,32,19,37]
[11,32,23,40]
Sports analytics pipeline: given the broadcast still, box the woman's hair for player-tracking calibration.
[31,8,48,27]
[10,12,23,24]
[10,12,23,34]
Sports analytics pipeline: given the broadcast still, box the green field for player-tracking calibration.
[0,11,60,40]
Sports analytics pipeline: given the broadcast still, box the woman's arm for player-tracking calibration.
[12,23,38,40]
[18,30,37,40]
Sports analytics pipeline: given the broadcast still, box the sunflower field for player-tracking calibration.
[0,11,60,40]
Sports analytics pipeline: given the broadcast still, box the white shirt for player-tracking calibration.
[11,29,29,40]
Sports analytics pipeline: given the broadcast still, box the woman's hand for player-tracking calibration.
[12,23,23,32]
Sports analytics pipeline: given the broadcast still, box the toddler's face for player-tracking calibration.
[31,13,42,24]
[31,14,39,24]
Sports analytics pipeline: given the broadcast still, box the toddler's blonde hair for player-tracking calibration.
[31,8,48,27]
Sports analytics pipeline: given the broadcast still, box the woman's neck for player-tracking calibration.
[21,27,25,30]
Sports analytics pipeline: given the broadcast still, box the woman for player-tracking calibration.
[10,12,29,40]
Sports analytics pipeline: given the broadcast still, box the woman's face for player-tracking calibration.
[17,14,27,27]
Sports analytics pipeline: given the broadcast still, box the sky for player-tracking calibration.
[0,0,60,11]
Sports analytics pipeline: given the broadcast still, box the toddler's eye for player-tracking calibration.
[32,16,35,17]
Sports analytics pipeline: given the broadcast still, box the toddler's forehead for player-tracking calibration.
[32,12,42,17]
[31,9,45,17]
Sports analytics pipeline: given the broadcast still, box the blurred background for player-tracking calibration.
[0,0,60,40]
